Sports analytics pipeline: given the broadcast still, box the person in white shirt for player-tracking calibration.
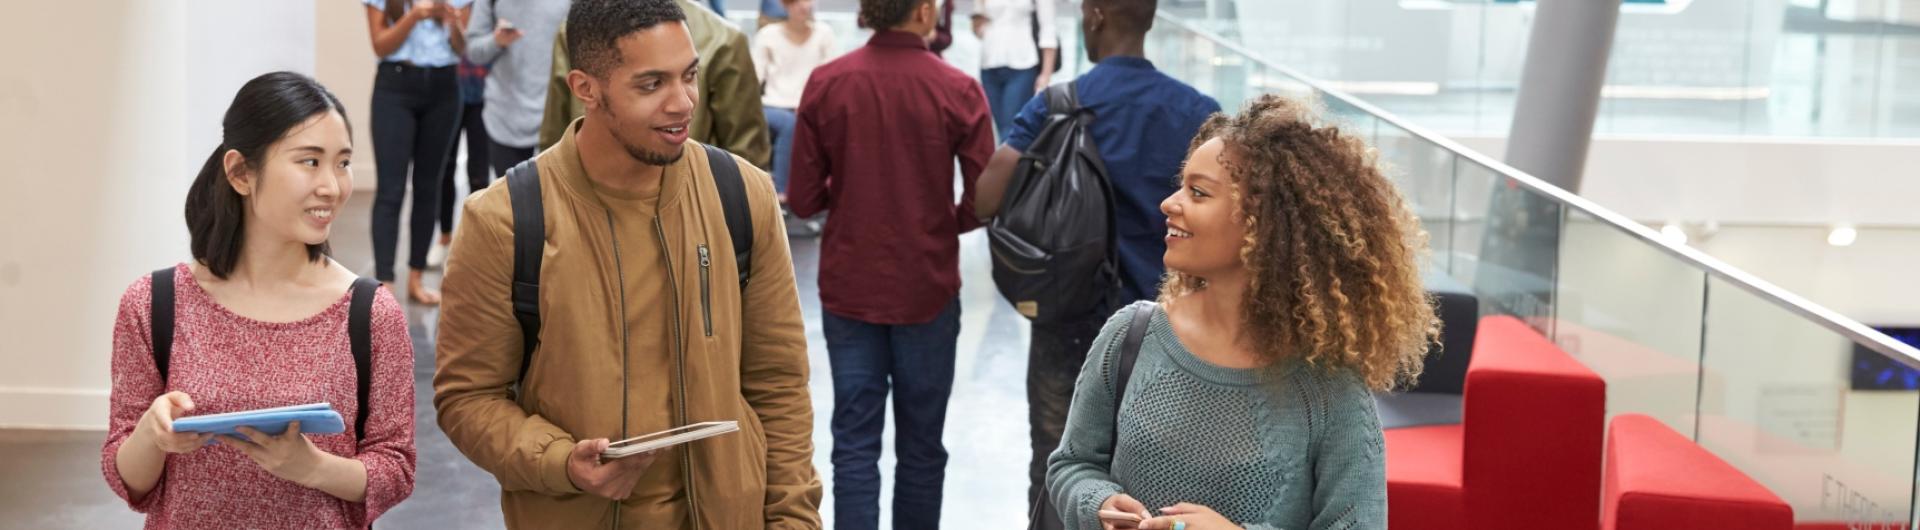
[972,0,1057,141]
[753,0,837,204]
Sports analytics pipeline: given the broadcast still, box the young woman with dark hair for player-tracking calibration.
[101,71,416,529]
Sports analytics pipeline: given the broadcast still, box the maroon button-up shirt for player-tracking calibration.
[789,30,995,325]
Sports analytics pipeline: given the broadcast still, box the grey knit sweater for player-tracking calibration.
[1047,302,1388,530]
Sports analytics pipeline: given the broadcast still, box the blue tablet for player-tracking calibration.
[171,402,346,437]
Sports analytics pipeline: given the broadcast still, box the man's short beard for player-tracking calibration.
[601,104,685,166]
[624,141,683,166]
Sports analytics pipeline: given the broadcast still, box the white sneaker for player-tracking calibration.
[784,210,822,238]
[426,241,449,269]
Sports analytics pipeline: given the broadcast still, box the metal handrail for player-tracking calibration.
[1153,10,1920,367]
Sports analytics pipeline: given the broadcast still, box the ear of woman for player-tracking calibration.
[222,149,253,196]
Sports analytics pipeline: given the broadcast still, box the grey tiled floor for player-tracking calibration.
[11,154,1038,528]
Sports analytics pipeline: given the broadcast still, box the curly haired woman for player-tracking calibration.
[1045,94,1440,530]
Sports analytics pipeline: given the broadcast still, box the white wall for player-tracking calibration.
[1453,133,1920,326]
[1696,225,1920,327]
[317,0,380,191]
[1456,134,1920,228]
[0,1,317,429]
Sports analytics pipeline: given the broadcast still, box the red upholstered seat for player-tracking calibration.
[1385,316,1607,530]
[1604,414,1792,530]
[1384,425,1464,530]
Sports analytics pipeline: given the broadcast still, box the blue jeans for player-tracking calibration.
[981,66,1040,142]
[824,298,962,530]
[764,106,796,194]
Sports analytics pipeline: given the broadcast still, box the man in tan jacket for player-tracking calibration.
[433,0,820,527]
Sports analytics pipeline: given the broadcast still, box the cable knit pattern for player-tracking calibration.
[101,263,416,529]
[1047,302,1387,530]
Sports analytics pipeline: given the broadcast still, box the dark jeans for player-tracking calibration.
[370,62,461,282]
[981,66,1040,142]
[763,106,796,194]
[438,101,491,235]
[488,140,536,183]
[824,298,962,530]
[1027,313,1107,530]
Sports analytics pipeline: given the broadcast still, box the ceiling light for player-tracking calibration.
[1828,226,1857,247]
[1660,223,1688,245]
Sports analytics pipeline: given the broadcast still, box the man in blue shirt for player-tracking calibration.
[973,0,1220,527]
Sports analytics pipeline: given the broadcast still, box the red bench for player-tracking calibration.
[1604,414,1792,530]
[1385,315,1607,530]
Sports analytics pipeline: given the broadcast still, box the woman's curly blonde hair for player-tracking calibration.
[1161,94,1440,391]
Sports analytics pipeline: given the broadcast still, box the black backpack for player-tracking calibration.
[149,268,380,440]
[503,144,753,382]
[989,83,1121,325]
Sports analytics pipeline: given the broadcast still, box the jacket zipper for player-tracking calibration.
[605,209,633,529]
[698,244,713,337]
[653,218,703,530]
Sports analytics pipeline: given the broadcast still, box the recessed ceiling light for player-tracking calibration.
[1660,223,1688,245]
[1828,226,1857,247]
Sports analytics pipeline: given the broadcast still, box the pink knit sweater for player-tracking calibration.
[101,263,416,529]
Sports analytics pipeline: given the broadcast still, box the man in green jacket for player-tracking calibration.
[539,0,771,169]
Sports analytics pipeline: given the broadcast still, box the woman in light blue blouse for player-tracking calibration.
[1047,94,1441,530]
[361,0,470,305]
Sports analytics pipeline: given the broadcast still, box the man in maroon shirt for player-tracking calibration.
[786,0,994,527]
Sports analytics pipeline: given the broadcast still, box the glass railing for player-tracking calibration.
[1145,9,1920,528]
[1161,0,1920,139]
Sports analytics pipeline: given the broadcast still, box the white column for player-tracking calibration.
[1504,0,1621,192]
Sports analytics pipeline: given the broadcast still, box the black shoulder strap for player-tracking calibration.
[1043,82,1078,116]
[703,144,753,289]
[150,267,176,383]
[1111,302,1155,454]
[348,277,379,441]
[1033,83,1087,150]
[506,158,545,384]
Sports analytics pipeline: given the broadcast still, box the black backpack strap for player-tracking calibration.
[348,277,380,441]
[1111,302,1155,455]
[1017,84,1079,165]
[1043,82,1078,117]
[150,267,176,383]
[703,144,753,288]
[506,158,544,384]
